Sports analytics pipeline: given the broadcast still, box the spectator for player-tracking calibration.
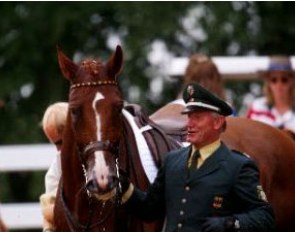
[246,56,295,133]
[177,54,225,99]
[39,102,68,232]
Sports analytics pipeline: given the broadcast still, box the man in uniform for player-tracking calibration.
[122,83,275,232]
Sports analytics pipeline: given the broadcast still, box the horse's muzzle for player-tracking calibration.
[86,174,119,196]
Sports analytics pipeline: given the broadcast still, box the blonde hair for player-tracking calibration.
[179,54,225,99]
[42,102,68,142]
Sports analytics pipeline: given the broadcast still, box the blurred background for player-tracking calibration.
[1,1,295,231]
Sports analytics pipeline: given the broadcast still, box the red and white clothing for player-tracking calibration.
[246,96,295,132]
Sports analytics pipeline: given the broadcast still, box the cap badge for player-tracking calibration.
[187,85,194,97]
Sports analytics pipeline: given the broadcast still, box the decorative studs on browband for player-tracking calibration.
[71,80,117,89]
[81,60,100,75]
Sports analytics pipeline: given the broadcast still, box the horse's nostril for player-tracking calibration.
[108,175,119,189]
[86,179,99,193]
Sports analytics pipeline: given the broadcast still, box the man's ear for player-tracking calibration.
[214,115,226,131]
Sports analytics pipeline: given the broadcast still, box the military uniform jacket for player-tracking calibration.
[126,143,275,232]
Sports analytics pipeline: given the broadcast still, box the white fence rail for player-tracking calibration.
[166,56,295,80]
[0,144,55,230]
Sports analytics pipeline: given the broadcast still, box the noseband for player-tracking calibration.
[81,140,121,199]
[83,140,119,156]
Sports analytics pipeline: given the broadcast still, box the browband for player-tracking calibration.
[71,80,117,89]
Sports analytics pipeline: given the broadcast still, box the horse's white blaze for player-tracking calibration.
[94,150,110,189]
[92,92,104,141]
[92,92,110,189]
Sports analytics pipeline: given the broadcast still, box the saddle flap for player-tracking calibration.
[123,104,183,168]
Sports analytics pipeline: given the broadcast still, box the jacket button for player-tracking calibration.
[177,223,183,228]
[179,210,184,216]
[181,198,187,203]
[185,186,190,191]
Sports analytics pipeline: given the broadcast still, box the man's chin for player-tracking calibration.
[186,136,193,143]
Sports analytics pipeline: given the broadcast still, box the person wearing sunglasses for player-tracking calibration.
[39,102,68,232]
[246,56,295,134]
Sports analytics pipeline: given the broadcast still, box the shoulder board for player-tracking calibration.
[231,149,251,158]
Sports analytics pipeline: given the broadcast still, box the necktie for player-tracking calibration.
[190,150,200,170]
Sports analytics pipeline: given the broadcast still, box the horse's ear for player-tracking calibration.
[57,46,78,81]
[106,45,123,79]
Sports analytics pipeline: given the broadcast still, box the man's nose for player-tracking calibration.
[186,122,194,130]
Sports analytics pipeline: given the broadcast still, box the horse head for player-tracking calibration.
[57,45,124,199]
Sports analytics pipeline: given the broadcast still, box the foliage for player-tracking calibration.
[0,2,193,144]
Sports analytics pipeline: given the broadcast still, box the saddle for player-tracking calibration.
[123,104,183,169]
[149,100,187,143]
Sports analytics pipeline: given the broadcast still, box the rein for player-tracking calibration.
[60,183,116,232]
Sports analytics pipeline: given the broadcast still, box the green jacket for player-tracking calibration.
[126,143,275,232]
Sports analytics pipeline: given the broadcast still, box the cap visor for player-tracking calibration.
[181,106,219,114]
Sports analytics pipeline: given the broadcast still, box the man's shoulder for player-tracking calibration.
[219,147,258,177]
[230,149,251,159]
[227,149,256,167]
[220,144,252,163]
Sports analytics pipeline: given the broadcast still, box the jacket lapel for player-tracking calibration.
[178,146,192,181]
[189,143,228,180]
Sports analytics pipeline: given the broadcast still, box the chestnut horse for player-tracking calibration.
[55,45,295,232]
[54,45,180,232]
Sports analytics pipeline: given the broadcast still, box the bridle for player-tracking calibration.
[82,140,121,200]
[61,80,124,231]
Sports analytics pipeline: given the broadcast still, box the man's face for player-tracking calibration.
[186,110,224,148]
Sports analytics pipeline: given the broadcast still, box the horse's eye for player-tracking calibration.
[70,107,81,121]
[116,101,124,112]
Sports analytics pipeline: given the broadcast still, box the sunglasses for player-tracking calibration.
[269,77,290,84]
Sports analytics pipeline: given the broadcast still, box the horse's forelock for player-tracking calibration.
[79,59,103,76]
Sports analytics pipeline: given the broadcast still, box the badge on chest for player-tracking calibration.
[212,196,224,209]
